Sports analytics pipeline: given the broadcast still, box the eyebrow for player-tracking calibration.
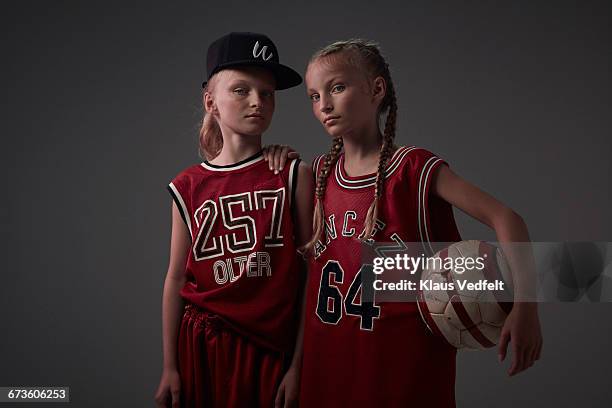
[228,79,274,91]
[307,76,344,93]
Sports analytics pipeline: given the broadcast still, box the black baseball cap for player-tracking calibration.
[202,32,302,90]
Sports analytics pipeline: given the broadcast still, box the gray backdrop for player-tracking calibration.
[1,0,610,407]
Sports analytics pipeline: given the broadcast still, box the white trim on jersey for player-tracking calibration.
[288,158,299,207]
[417,156,444,256]
[168,182,193,239]
[200,154,264,172]
[334,146,417,189]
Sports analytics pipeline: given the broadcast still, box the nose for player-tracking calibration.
[249,93,264,109]
[319,95,333,113]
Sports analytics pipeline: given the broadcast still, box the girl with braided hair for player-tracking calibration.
[283,39,542,406]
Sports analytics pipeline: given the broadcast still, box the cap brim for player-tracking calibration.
[202,60,302,90]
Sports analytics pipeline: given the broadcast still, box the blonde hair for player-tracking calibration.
[303,39,398,255]
[198,73,223,160]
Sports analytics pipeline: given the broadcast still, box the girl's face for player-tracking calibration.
[206,67,276,137]
[305,57,380,138]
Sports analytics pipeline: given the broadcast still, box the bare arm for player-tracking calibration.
[431,165,536,300]
[155,202,191,407]
[161,202,191,370]
[431,165,542,376]
[275,162,314,408]
[288,162,314,369]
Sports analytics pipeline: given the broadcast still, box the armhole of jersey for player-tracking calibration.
[417,156,447,257]
[168,182,193,240]
[288,158,301,218]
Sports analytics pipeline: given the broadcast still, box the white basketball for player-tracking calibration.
[416,240,514,350]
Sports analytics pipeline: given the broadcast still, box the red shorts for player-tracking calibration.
[178,304,285,408]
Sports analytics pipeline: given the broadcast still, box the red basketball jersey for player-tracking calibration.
[300,146,462,407]
[168,151,302,353]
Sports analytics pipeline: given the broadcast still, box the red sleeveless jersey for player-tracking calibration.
[168,151,302,353]
[300,146,462,407]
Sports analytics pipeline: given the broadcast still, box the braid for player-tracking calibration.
[350,43,398,240]
[301,137,343,255]
[304,39,399,248]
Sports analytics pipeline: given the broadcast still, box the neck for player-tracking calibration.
[340,124,384,176]
[210,129,263,166]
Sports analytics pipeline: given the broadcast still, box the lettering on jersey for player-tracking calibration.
[254,188,285,247]
[194,200,224,259]
[369,232,409,258]
[314,211,388,259]
[357,219,386,243]
[316,260,381,331]
[213,251,272,284]
[220,192,256,253]
[342,211,357,237]
[324,214,337,244]
[192,188,286,261]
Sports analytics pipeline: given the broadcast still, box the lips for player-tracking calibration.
[323,116,340,124]
[245,113,264,119]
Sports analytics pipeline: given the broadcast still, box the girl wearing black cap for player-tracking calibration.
[154,32,312,408]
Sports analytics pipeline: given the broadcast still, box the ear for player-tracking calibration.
[204,92,217,115]
[371,76,386,105]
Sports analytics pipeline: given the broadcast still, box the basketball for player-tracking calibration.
[416,240,514,350]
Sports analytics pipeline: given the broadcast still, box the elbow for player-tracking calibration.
[492,206,530,240]
[494,206,526,230]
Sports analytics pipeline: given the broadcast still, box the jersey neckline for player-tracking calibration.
[334,146,417,189]
[201,150,264,171]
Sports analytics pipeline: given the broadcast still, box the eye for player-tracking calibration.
[309,93,320,102]
[233,88,248,96]
[262,90,274,98]
[331,84,345,93]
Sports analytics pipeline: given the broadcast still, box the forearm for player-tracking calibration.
[287,259,308,372]
[161,274,187,370]
[492,209,538,303]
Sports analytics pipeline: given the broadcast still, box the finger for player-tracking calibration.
[171,388,180,408]
[521,346,532,372]
[265,145,279,167]
[509,345,525,376]
[274,384,285,408]
[498,331,510,362]
[154,388,168,407]
[266,145,279,165]
[521,349,534,373]
[288,151,300,159]
[273,145,283,174]
[279,146,290,171]
[263,146,269,161]
[153,394,163,408]
[528,342,539,367]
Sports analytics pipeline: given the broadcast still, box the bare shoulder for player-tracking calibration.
[297,161,314,178]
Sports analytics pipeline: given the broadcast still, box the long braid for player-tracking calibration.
[303,39,398,253]
[302,137,343,255]
[362,66,398,239]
